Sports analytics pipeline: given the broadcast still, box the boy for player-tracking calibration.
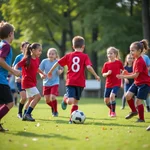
[48,36,100,123]
[0,21,21,131]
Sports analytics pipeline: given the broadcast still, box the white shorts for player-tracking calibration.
[26,87,40,98]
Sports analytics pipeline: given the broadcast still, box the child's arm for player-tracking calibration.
[47,62,59,78]
[116,72,139,79]
[102,70,112,78]
[57,66,64,75]
[0,57,21,77]
[86,65,100,81]
[38,68,47,79]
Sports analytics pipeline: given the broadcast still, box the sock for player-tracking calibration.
[110,101,116,112]
[71,105,78,114]
[47,101,52,108]
[127,98,137,112]
[18,103,24,114]
[26,107,33,115]
[0,105,9,120]
[53,100,58,113]
[106,102,111,109]
[137,104,144,120]
[24,109,27,115]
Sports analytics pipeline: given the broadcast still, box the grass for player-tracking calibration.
[0,97,150,150]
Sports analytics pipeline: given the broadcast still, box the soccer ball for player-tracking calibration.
[71,110,86,124]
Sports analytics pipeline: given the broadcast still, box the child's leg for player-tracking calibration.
[136,98,144,121]
[23,97,33,115]
[121,94,126,109]
[71,99,78,114]
[45,95,53,113]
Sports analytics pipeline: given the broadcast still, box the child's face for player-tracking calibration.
[21,44,28,54]
[107,49,116,61]
[130,45,141,58]
[9,31,14,43]
[33,46,42,58]
[47,50,57,61]
[127,55,134,64]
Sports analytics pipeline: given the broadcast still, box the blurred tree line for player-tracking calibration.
[0,0,150,79]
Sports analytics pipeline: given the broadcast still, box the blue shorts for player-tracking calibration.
[128,83,150,100]
[16,82,25,92]
[104,86,120,98]
[124,83,132,92]
[65,86,84,100]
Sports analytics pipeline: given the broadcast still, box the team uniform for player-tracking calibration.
[39,59,61,116]
[58,51,92,100]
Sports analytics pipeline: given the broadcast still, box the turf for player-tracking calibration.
[0,97,150,150]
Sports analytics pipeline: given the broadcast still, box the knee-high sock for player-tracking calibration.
[0,105,9,120]
[110,101,116,112]
[127,98,137,112]
[137,104,144,120]
[52,100,58,113]
[71,105,78,114]
[18,103,24,114]
[46,101,52,108]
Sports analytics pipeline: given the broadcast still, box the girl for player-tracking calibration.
[121,54,134,109]
[117,40,150,122]
[39,48,63,117]
[102,47,123,117]
[14,43,46,121]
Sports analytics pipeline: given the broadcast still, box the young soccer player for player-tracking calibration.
[102,47,123,117]
[12,41,29,118]
[39,48,63,117]
[47,36,100,123]
[14,43,46,121]
[117,40,150,122]
[121,54,134,109]
[0,21,21,131]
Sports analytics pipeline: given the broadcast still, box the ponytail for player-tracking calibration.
[24,44,32,68]
[140,39,150,51]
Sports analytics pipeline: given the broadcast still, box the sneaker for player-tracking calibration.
[69,120,72,124]
[61,101,67,110]
[110,112,116,117]
[0,124,8,132]
[120,107,125,110]
[52,112,58,117]
[125,112,138,119]
[136,118,145,122]
[22,114,35,122]
[146,126,150,131]
[17,113,22,119]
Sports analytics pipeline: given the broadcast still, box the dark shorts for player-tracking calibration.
[124,84,132,92]
[43,85,59,96]
[104,86,120,98]
[0,84,13,104]
[16,82,25,92]
[65,86,84,100]
[11,89,17,94]
[128,83,150,100]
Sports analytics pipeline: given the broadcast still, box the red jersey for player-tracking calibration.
[17,57,40,89]
[58,51,92,87]
[102,60,123,88]
[133,56,150,86]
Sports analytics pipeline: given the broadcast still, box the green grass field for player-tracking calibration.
[0,97,150,150]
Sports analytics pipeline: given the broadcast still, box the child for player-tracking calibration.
[48,36,100,123]
[102,47,123,117]
[12,41,29,118]
[117,40,150,122]
[141,39,150,112]
[14,43,46,121]
[39,48,63,117]
[121,54,134,109]
[0,21,21,131]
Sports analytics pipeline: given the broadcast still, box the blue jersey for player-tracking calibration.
[0,40,13,85]
[142,54,150,76]
[39,59,60,86]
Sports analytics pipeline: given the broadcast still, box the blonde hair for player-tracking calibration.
[47,48,59,59]
[107,46,120,60]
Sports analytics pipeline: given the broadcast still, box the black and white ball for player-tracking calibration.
[71,110,86,124]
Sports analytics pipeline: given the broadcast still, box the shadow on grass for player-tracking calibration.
[5,131,77,140]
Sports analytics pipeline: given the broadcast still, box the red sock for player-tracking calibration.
[53,100,58,113]
[127,98,137,112]
[46,101,52,108]
[0,104,9,119]
[71,105,78,114]
[106,102,111,109]
[137,104,144,120]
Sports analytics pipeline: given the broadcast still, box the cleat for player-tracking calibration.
[110,112,116,117]
[0,124,8,132]
[136,119,145,122]
[52,112,58,117]
[17,113,22,119]
[61,101,67,110]
[146,126,150,131]
[22,114,35,122]
[125,112,138,119]
[69,120,72,124]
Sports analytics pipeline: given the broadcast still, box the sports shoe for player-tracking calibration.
[22,114,35,122]
[146,126,150,131]
[110,112,116,117]
[61,101,67,110]
[125,112,138,119]
[17,113,22,119]
[52,112,58,117]
[0,124,8,132]
[120,107,125,110]
[69,120,72,124]
[136,119,145,122]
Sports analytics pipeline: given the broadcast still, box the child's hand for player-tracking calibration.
[57,69,63,75]
[95,75,100,81]
[12,69,21,77]
[116,74,124,79]
[47,72,52,78]
[122,70,129,75]
[107,70,112,75]
[41,74,47,79]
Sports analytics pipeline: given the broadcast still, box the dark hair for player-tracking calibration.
[0,21,14,39]
[124,53,133,67]
[21,41,29,48]
[131,39,149,53]
[24,43,41,67]
[72,36,85,48]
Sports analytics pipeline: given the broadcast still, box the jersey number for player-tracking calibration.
[71,57,80,72]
